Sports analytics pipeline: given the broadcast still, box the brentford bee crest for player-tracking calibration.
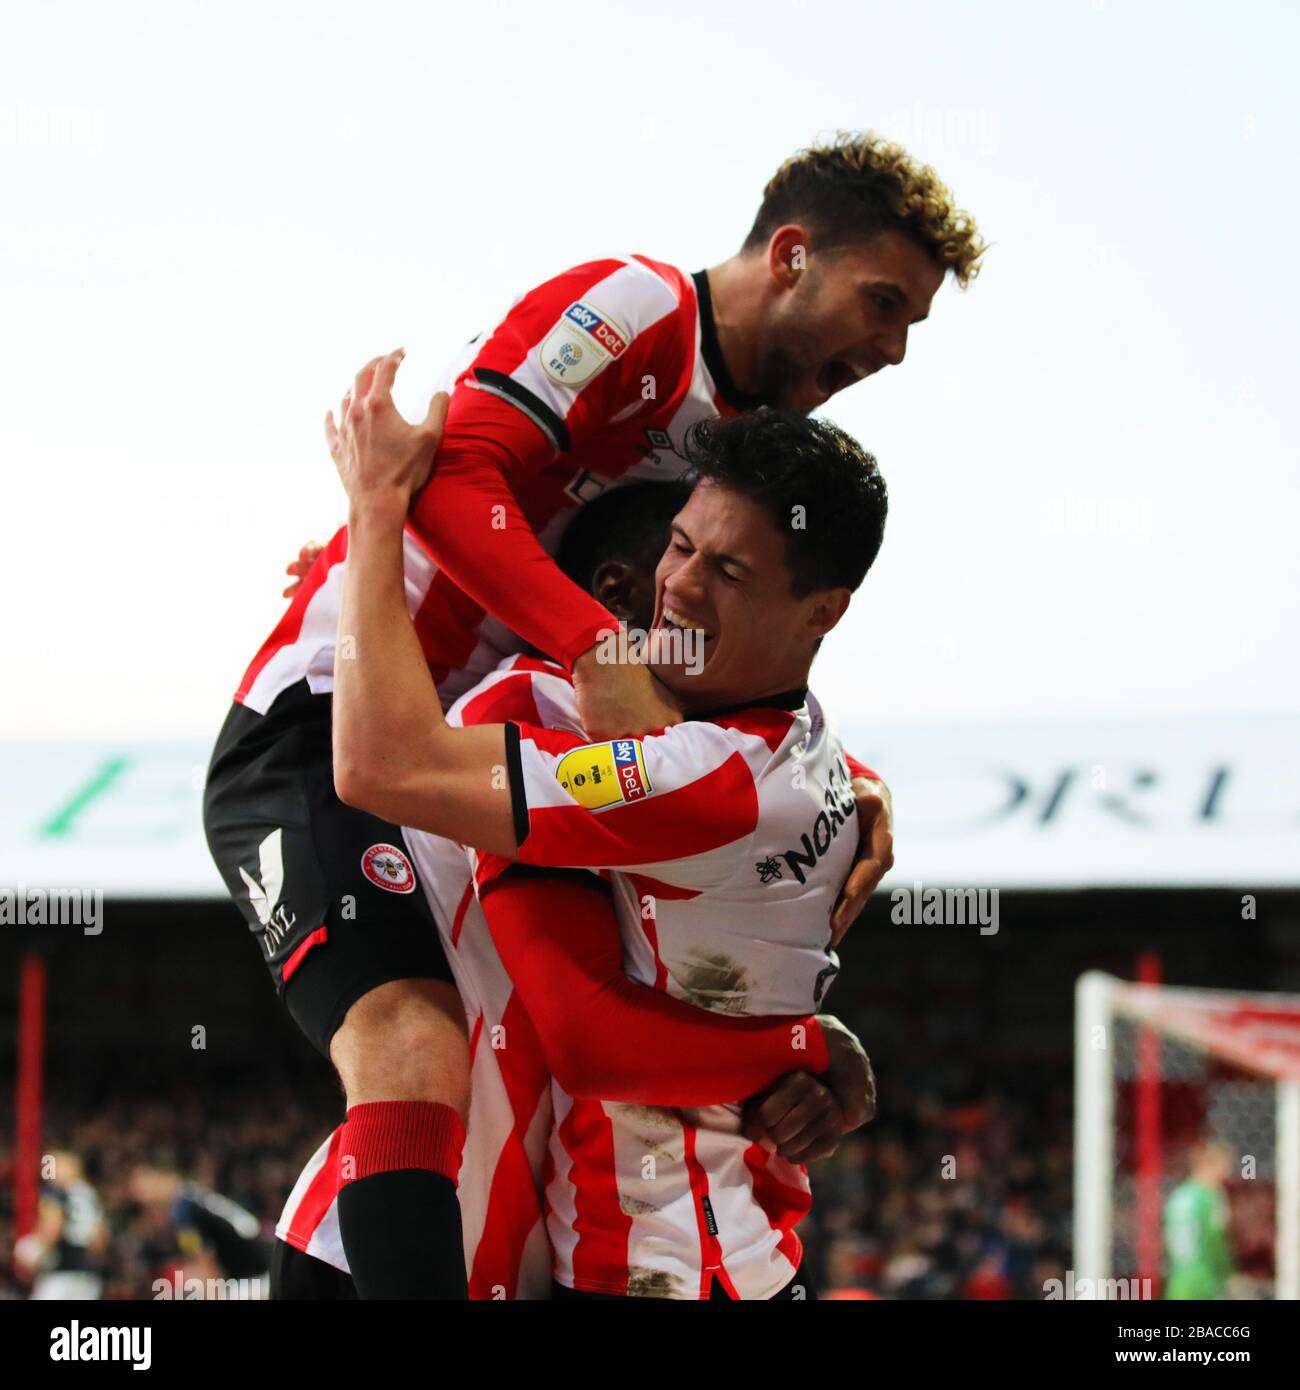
[360,843,417,894]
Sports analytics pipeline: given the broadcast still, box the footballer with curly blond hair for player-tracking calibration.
[714,130,986,410]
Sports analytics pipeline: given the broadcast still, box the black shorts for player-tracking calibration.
[271,1239,357,1300]
[203,680,452,1057]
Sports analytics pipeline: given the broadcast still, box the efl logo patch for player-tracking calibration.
[360,843,417,894]
[554,739,653,811]
[540,300,630,386]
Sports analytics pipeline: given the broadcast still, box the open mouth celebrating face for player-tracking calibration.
[815,359,863,402]
[650,603,716,679]
[661,605,715,641]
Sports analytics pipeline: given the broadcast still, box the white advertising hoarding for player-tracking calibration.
[0,711,1296,899]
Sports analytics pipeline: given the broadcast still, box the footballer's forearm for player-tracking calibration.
[332,498,518,855]
[409,407,617,671]
[482,870,830,1105]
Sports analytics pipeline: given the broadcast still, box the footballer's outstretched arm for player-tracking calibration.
[409,389,680,741]
[328,351,518,856]
[402,259,682,740]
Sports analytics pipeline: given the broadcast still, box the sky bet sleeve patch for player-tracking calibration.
[540,300,630,386]
[554,738,652,810]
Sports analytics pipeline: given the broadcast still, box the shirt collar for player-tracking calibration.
[694,685,809,722]
[693,269,764,413]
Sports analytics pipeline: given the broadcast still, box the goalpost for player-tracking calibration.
[1074,971,1300,1301]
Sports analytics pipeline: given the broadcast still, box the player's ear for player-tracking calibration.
[768,225,810,289]
[806,587,851,640]
[592,560,653,629]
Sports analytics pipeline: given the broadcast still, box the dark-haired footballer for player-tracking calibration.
[274,479,876,1301]
[325,352,890,1299]
[205,132,974,1297]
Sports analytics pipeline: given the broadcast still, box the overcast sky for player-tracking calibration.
[2,0,1296,740]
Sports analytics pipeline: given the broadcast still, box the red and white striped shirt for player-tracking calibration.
[276,654,857,1299]
[471,658,855,1300]
[237,256,753,714]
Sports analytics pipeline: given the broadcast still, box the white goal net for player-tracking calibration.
[1074,972,1300,1300]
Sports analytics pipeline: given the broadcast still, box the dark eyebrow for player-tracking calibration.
[671,522,753,576]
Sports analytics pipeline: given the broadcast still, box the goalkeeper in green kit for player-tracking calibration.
[1164,1143,1236,1299]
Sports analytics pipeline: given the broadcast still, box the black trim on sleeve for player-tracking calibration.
[503,722,531,850]
[692,270,764,413]
[470,368,572,454]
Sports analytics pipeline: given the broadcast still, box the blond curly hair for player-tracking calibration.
[746,131,986,288]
